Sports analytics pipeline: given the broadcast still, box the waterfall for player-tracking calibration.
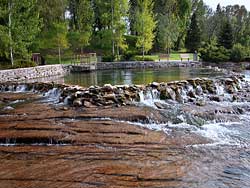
[139,89,161,107]
[16,85,27,92]
[215,83,225,95]
[43,88,61,103]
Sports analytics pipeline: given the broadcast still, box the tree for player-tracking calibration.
[37,0,66,30]
[38,23,68,64]
[129,0,138,35]
[154,0,191,52]
[134,0,156,58]
[157,14,179,55]
[0,0,41,65]
[68,0,94,52]
[111,0,129,56]
[92,0,128,57]
[0,0,10,62]
[185,13,201,52]
[218,19,233,49]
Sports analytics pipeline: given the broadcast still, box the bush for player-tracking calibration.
[199,41,230,63]
[102,55,116,62]
[125,35,138,49]
[122,50,137,61]
[13,60,37,69]
[230,43,247,62]
[132,55,157,61]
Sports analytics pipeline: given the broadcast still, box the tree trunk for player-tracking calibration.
[8,0,14,66]
[58,47,61,64]
[142,44,145,60]
[111,0,115,56]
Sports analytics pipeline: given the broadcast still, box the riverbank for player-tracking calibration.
[0,61,202,83]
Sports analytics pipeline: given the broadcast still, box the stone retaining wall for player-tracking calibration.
[0,64,69,83]
[96,61,201,70]
[0,61,202,83]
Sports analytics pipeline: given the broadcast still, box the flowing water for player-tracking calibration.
[1,67,250,187]
[135,84,250,188]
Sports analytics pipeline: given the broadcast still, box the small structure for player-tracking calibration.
[32,53,46,65]
[32,53,41,65]
[159,54,170,61]
[71,53,98,72]
[180,54,190,62]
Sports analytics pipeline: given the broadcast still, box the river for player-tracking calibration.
[0,67,249,188]
[63,67,225,87]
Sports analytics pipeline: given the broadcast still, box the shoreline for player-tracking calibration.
[1,60,249,84]
[0,61,202,83]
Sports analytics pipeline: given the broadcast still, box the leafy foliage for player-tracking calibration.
[199,40,230,62]
[0,0,41,63]
[230,43,247,62]
[134,0,156,56]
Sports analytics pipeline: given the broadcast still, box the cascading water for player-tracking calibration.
[43,88,61,103]
[16,85,27,92]
[135,77,250,149]
[138,89,161,107]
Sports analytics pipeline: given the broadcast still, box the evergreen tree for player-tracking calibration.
[218,19,234,49]
[185,13,201,52]
[135,0,156,57]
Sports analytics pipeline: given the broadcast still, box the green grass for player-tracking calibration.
[135,53,195,61]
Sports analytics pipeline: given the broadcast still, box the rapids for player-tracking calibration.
[0,72,249,187]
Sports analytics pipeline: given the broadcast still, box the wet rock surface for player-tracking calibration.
[0,93,208,188]
[1,74,250,188]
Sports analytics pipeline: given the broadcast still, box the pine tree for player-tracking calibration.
[185,13,201,52]
[218,19,233,49]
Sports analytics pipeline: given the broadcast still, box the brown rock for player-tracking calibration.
[73,98,82,107]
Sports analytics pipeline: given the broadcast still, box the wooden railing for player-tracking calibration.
[72,53,97,65]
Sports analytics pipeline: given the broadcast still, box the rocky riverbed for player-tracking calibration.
[0,74,250,188]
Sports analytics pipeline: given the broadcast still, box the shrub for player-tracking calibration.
[199,41,230,63]
[102,55,115,62]
[230,43,247,62]
[13,60,37,69]
[122,50,137,61]
[132,55,157,61]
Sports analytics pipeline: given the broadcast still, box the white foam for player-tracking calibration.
[194,122,242,146]
[43,88,61,103]
[16,85,27,92]
[138,89,162,108]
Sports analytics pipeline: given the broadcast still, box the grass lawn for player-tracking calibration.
[136,53,194,61]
